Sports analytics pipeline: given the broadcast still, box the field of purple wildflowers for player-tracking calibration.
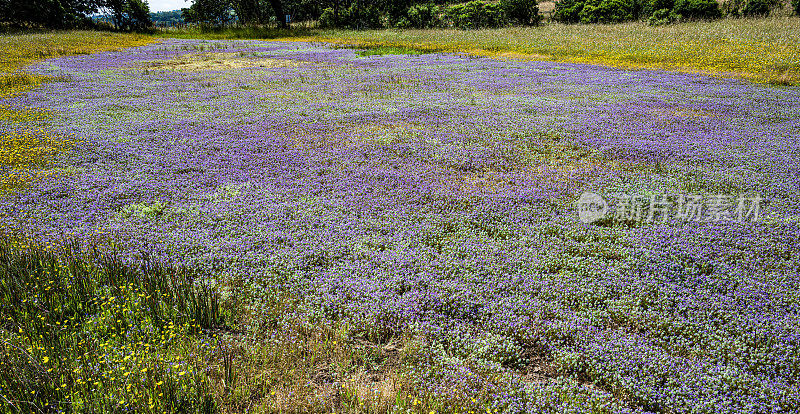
[2,38,800,412]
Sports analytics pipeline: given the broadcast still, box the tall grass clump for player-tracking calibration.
[159,26,316,40]
[0,235,224,413]
[0,235,430,413]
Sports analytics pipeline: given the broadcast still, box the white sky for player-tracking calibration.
[149,0,191,12]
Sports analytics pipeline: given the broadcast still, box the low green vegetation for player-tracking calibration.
[0,235,424,412]
[355,45,427,56]
[159,25,317,40]
[446,1,511,29]
[549,0,727,24]
[0,235,224,412]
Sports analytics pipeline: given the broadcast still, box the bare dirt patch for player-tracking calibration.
[145,52,313,71]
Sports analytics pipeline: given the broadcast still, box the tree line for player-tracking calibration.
[0,0,151,30]
[181,0,542,29]
[1,0,796,31]
[553,0,790,24]
[181,0,794,29]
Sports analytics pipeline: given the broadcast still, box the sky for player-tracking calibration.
[149,0,191,12]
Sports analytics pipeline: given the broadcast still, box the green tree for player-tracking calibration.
[190,0,285,26]
[642,0,674,17]
[578,0,636,23]
[0,0,101,28]
[281,0,324,22]
[182,0,234,25]
[552,0,586,22]
[402,3,442,28]
[268,0,287,26]
[673,0,721,19]
[102,0,152,30]
[231,0,262,24]
[500,0,541,26]
[447,1,507,29]
[742,0,771,16]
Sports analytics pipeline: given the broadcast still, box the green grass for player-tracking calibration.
[355,45,427,57]
[0,234,433,413]
[0,235,224,413]
[157,25,318,40]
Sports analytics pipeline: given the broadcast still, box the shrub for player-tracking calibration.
[552,0,586,22]
[319,4,383,29]
[409,4,442,28]
[673,0,722,19]
[447,1,507,29]
[793,0,800,15]
[348,4,383,28]
[726,0,784,16]
[500,0,542,26]
[641,0,675,17]
[578,0,637,23]
[742,0,772,15]
[318,7,337,28]
[648,7,680,24]
[395,3,442,28]
[722,0,745,16]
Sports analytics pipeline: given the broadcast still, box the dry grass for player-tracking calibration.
[145,52,314,72]
[201,278,422,413]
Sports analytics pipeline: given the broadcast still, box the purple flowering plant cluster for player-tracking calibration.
[3,39,800,412]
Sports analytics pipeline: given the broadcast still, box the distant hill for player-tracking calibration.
[151,10,184,24]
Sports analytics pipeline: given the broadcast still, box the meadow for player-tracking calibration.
[310,17,800,85]
[0,23,799,413]
[163,17,800,85]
